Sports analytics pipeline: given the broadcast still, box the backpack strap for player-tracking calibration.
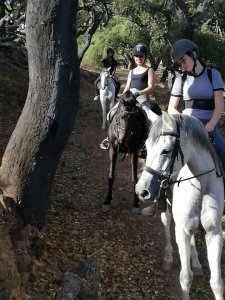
[207,68,213,84]
[181,72,187,94]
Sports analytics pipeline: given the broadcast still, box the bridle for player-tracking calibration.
[143,124,217,191]
[113,104,138,133]
[112,103,140,160]
[100,71,112,90]
[144,130,184,189]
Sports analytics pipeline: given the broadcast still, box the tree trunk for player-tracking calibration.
[0,0,79,229]
[0,0,79,296]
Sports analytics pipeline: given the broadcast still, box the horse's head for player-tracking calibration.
[100,67,111,89]
[135,112,183,202]
[118,91,138,115]
[110,91,143,146]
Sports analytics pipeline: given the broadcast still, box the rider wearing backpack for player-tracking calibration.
[168,39,225,173]
[93,47,121,101]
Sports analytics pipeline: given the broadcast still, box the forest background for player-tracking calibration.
[0,0,225,298]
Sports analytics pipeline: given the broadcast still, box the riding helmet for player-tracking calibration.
[170,39,198,63]
[132,44,148,56]
[107,47,114,54]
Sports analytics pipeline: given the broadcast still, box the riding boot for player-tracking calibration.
[93,77,100,101]
[115,82,121,99]
[93,94,99,101]
[100,137,109,150]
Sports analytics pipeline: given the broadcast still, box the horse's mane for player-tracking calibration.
[149,113,222,173]
[100,68,109,74]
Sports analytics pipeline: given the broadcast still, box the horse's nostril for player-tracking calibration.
[141,190,149,198]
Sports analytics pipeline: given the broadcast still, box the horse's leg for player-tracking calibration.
[100,92,107,129]
[190,234,203,276]
[131,153,141,214]
[109,93,115,110]
[161,207,173,270]
[201,193,224,299]
[102,145,117,212]
[204,225,224,299]
[175,225,193,300]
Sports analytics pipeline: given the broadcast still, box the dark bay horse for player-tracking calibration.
[102,91,162,213]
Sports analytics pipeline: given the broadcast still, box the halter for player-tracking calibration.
[143,123,217,191]
[112,104,141,160]
[144,130,184,189]
[100,71,112,90]
[113,104,138,134]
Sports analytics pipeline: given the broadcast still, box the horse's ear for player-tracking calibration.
[107,67,111,72]
[162,112,177,134]
[118,92,135,104]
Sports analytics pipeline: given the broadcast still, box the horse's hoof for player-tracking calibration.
[132,207,141,214]
[102,204,111,212]
[162,260,173,271]
[193,267,203,277]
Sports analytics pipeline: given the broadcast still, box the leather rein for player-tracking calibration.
[112,105,140,161]
[143,125,218,192]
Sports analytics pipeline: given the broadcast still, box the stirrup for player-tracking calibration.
[100,138,109,150]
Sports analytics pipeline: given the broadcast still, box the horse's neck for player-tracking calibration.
[186,144,215,176]
[101,74,113,88]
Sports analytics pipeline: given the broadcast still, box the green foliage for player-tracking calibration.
[81,17,148,66]
[194,30,225,78]
[79,0,225,77]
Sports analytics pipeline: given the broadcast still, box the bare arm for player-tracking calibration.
[122,71,132,94]
[168,95,181,114]
[139,68,155,95]
[205,90,224,132]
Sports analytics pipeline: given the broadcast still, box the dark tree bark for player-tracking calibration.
[0,0,79,296]
[169,0,212,39]
[0,0,79,227]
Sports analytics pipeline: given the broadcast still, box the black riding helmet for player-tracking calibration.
[132,44,148,56]
[170,39,198,63]
[107,47,114,54]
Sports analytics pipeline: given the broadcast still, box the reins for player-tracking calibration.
[143,123,221,191]
[112,103,144,161]
[161,167,216,188]
[100,71,113,90]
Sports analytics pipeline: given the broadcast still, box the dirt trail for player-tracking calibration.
[0,67,225,299]
[27,68,225,299]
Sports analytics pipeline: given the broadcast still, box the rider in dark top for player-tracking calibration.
[100,44,160,150]
[101,56,117,75]
[130,68,149,90]
[93,48,121,101]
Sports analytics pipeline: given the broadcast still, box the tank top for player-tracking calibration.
[130,68,150,90]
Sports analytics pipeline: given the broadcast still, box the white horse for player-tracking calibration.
[136,112,224,300]
[99,68,116,129]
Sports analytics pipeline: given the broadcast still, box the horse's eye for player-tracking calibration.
[161,149,170,155]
